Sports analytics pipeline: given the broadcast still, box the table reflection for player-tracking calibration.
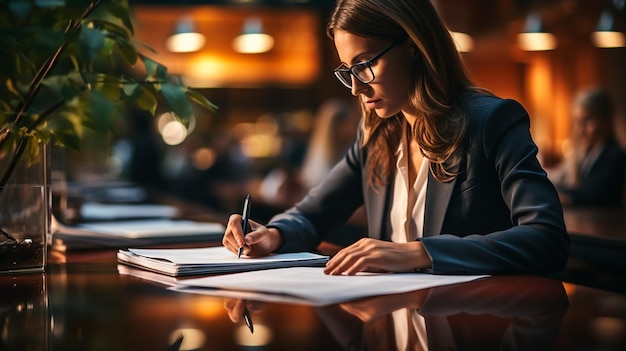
[6,263,620,351]
[314,276,568,351]
[0,273,48,350]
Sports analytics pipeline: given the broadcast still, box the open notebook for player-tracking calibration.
[117,246,329,276]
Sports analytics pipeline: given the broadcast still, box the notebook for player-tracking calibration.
[117,246,329,276]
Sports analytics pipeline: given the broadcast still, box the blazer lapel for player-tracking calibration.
[365,181,392,240]
[423,172,457,237]
[367,160,459,239]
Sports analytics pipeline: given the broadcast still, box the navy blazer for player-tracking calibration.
[269,92,569,275]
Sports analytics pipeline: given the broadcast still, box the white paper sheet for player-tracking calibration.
[80,202,179,220]
[175,267,488,306]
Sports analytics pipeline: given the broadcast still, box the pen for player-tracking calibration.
[243,305,254,333]
[238,194,251,259]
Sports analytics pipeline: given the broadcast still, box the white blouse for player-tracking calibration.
[389,125,430,350]
[390,126,429,243]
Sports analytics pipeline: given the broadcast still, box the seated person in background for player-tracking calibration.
[548,88,626,207]
[299,98,361,190]
[257,99,365,246]
[259,98,360,208]
[224,0,569,276]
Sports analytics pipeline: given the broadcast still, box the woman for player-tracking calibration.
[549,88,626,207]
[222,0,569,275]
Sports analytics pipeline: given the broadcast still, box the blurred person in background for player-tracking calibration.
[113,107,165,192]
[548,88,626,207]
[161,127,250,212]
[259,98,360,208]
[299,98,361,189]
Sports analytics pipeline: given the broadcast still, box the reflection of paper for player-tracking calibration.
[81,202,179,220]
[117,264,316,305]
[175,267,488,306]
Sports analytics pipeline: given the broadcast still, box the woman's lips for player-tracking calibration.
[365,99,381,109]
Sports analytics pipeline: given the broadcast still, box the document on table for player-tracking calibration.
[80,202,179,221]
[173,267,489,306]
[52,218,225,251]
[117,246,329,276]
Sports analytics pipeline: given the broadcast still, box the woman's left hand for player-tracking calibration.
[323,238,432,275]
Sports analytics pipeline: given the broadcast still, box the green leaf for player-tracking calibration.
[161,83,193,121]
[103,0,134,35]
[131,84,158,115]
[78,25,106,64]
[186,89,218,112]
[43,111,84,150]
[141,55,158,78]
[91,74,122,100]
[113,36,138,65]
[40,72,84,101]
[83,90,117,131]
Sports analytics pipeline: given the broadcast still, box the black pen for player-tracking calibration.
[238,194,251,259]
[243,305,254,333]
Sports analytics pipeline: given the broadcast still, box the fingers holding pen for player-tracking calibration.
[223,214,245,254]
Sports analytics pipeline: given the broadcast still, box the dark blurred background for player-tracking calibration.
[64,0,626,217]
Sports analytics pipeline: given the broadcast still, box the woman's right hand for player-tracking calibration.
[222,214,283,257]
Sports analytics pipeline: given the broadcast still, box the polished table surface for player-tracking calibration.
[1,245,625,351]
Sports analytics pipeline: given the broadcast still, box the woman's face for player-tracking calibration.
[333,30,416,120]
[572,105,603,149]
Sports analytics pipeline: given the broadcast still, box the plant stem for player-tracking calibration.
[0,0,103,152]
[0,137,28,189]
[1,0,104,190]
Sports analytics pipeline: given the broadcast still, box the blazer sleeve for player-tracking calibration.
[421,98,570,275]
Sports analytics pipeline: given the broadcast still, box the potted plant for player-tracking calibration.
[0,0,216,273]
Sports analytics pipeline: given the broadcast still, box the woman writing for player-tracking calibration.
[222,0,569,275]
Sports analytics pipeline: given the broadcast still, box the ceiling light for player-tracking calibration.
[592,0,625,48]
[166,16,206,53]
[232,17,275,54]
[450,31,474,52]
[517,13,557,51]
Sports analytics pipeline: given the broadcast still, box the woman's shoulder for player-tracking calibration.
[463,89,525,113]
[461,89,528,124]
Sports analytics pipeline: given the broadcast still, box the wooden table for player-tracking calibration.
[561,207,626,292]
[1,246,625,350]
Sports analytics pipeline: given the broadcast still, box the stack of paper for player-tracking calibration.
[117,246,329,276]
[52,218,225,251]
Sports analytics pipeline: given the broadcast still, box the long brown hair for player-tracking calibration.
[327,0,474,185]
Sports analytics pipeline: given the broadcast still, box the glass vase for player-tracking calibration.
[0,143,49,274]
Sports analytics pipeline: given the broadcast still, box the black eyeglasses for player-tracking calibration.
[333,40,402,89]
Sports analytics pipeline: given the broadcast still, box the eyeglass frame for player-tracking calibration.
[333,38,405,89]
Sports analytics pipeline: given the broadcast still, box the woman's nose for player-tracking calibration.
[350,77,368,96]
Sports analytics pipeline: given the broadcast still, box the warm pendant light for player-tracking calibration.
[232,17,275,54]
[592,0,625,48]
[450,31,474,53]
[517,13,557,51]
[166,16,206,53]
